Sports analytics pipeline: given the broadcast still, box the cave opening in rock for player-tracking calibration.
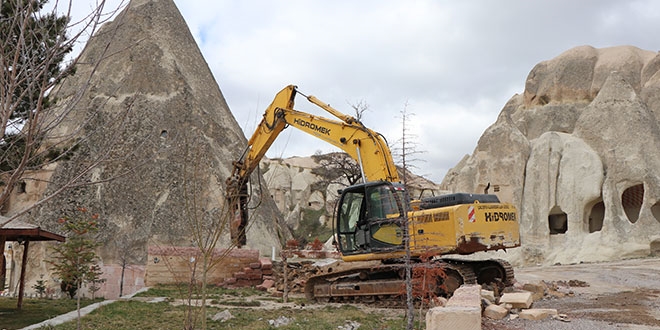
[587,199,605,233]
[622,184,644,224]
[652,201,660,224]
[548,205,568,234]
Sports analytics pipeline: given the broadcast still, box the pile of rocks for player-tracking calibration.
[270,259,318,294]
[482,280,580,321]
[222,257,275,289]
[427,280,585,329]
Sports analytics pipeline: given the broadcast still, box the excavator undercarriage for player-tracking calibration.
[305,258,514,307]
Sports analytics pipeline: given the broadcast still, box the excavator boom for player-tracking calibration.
[226,85,398,246]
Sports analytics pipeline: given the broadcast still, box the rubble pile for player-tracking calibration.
[221,257,275,289]
[271,259,318,294]
[221,256,333,295]
[481,279,590,322]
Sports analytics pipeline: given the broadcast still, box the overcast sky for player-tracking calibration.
[70,0,660,183]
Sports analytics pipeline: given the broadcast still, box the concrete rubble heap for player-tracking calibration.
[4,0,290,298]
[441,45,660,266]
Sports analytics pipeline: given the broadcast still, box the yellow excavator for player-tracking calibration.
[226,85,520,303]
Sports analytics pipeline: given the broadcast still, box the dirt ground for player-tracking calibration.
[483,257,660,330]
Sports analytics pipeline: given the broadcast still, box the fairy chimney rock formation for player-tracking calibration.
[10,0,290,296]
[442,45,660,266]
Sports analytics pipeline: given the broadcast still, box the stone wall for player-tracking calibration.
[145,246,261,287]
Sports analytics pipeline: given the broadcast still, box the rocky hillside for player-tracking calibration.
[4,0,291,292]
[442,45,660,266]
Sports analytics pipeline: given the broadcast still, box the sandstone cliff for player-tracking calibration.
[442,45,660,265]
[5,0,291,297]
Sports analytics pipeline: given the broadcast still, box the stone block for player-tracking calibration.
[519,308,558,320]
[260,257,273,270]
[236,279,261,287]
[499,303,513,311]
[427,285,482,330]
[484,304,509,320]
[522,282,545,301]
[256,279,275,291]
[446,285,482,308]
[426,306,481,330]
[499,291,533,309]
[481,289,496,303]
[244,268,263,280]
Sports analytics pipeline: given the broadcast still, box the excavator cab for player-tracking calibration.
[336,181,409,255]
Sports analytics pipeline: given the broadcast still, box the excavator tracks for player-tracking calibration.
[304,259,514,307]
[440,258,515,288]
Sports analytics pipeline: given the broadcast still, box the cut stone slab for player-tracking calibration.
[426,285,482,330]
[519,308,558,320]
[499,291,533,309]
[446,285,482,308]
[481,289,496,303]
[522,282,545,301]
[426,306,481,330]
[484,304,509,320]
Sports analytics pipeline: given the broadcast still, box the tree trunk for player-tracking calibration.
[120,260,126,297]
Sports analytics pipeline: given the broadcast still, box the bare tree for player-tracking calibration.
[311,151,362,186]
[308,99,370,186]
[0,0,127,227]
[395,102,427,330]
[179,139,239,330]
[111,233,143,297]
[348,99,369,121]
[392,102,426,184]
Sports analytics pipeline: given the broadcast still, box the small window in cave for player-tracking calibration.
[493,185,500,192]
[160,130,168,138]
[622,184,644,224]
[588,201,605,233]
[548,205,567,234]
[651,201,660,224]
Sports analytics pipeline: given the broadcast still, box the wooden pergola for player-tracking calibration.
[1,220,65,309]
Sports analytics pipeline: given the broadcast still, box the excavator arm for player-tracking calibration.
[226,85,399,246]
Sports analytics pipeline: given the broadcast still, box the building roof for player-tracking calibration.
[1,219,65,242]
